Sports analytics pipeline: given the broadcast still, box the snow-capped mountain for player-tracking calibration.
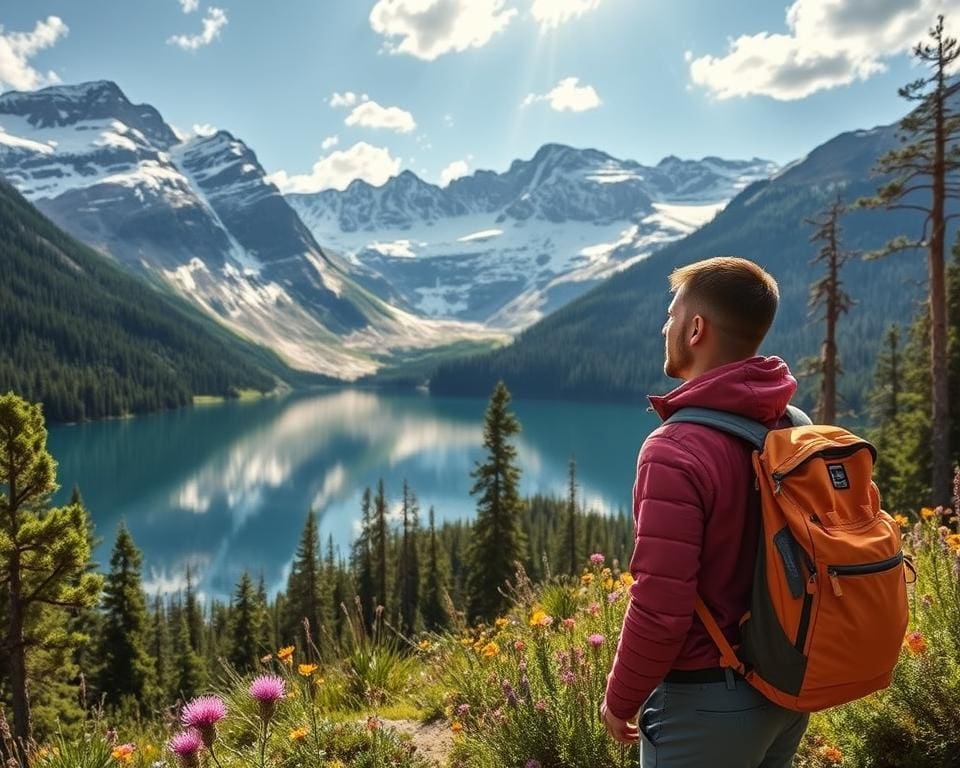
[288,145,778,329]
[0,81,502,378]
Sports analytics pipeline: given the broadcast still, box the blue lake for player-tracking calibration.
[47,389,658,600]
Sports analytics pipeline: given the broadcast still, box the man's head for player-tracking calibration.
[662,256,779,381]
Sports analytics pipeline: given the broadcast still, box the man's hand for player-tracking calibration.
[600,699,639,745]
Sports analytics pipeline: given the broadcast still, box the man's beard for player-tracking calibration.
[664,324,693,380]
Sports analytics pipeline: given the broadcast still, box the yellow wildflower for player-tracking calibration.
[451,721,464,734]
[419,639,433,651]
[529,609,547,626]
[495,617,509,629]
[819,745,843,764]
[580,572,594,585]
[290,726,309,741]
[893,514,910,528]
[277,645,295,664]
[620,572,635,587]
[110,744,135,763]
[298,663,319,677]
[603,577,614,591]
[921,507,937,520]
[481,641,500,658]
[946,533,960,553]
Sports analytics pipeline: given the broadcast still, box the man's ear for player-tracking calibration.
[690,314,705,346]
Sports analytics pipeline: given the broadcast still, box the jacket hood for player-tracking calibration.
[648,356,797,425]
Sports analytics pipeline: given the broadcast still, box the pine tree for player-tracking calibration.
[95,524,157,713]
[803,197,855,424]
[255,573,274,655]
[324,536,345,642]
[283,509,323,646]
[351,488,375,625]
[0,393,102,758]
[420,506,449,631]
[860,14,960,502]
[228,572,260,673]
[561,455,579,574]
[372,480,390,611]
[184,566,204,658]
[397,480,421,636]
[149,594,174,705]
[172,598,204,701]
[466,381,527,622]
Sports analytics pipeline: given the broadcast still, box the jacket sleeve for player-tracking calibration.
[604,431,713,720]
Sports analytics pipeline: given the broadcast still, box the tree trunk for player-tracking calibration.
[931,52,953,505]
[7,549,30,766]
[822,226,839,425]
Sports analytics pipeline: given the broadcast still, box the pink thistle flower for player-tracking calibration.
[168,730,203,768]
[180,696,226,748]
[587,602,600,616]
[561,669,576,685]
[249,675,285,723]
[590,553,605,565]
[562,617,576,630]
[514,640,526,652]
[607,590,622,604]
[588,633,605,649]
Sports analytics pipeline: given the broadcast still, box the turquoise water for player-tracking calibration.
[46,389,658,600]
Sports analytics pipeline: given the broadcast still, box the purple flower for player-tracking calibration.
[168,730,203,768]
[607,590,622,604]
[561,669,576,686]
[249,674,285,722]
[502,679,519,707]
[588,633,605,649]
[180,696,226,748]
[456,703,471,717]
[590,553,605,565]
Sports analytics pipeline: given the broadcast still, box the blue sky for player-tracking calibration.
[1,0,953,190]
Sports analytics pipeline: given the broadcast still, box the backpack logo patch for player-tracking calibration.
[827,463,849,490]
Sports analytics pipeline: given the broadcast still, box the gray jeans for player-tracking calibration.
[639,673,809,768]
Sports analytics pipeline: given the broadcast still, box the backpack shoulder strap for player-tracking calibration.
[662,404,813,449]
[662,407,769,450]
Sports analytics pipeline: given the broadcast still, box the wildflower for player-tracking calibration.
[947,534,960,553]
[620,572,635,587]
[921,594,934,608]
[277,645,295,665]
[249,675,286,723]
[111,743,136,763]
[514,639,526,652]
[921,507,937,520]
[562,617,576,630]
[451,721,464,734]
[590,553,606,565]
[260,653,273,663]
[366,716,382,732]
[181,696,227,748]
[419,639,433,651]
[519,674,531,697]
[168,731,203,768]
[587,601,600,615]
[607,590,622,603]
[819,745,843,764]
[481,641,500,658]
[561,669,576,685]
[534,699,547,712]
[581,572,595,585]
[526,761,543,768]
[529,609,548,626]
[456,703,471,717]
[588,633,605,649]
[495,617,509,628]
[502,679,519,706]
[904,630,927,655]
[289,726,309,741]
[297,663,318,677]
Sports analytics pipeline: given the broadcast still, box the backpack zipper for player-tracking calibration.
[826,551,904,597]
[794,572,816,652]
[771,443,876,493]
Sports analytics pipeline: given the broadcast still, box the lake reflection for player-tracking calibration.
[47,389,657,600]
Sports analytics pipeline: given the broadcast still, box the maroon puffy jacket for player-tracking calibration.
[604,356,798,720]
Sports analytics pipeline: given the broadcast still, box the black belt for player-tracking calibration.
[664,667,741,684]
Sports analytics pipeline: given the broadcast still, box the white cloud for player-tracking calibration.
[179,0,200,12]
[266,142,402,193]
[369,0,518,61]
[345,100,417,133]
[440,159,469,186]
[530,0,602,30]
[0,16,69,92]
[523,76,602,112]
[321,134,339,150]
[168,6,228,51]
[687,0,960,101]
[444,113,455,127]
[192,122,217,137]
[330,91,368,108]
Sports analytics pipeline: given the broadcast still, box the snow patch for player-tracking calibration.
[369,240,418,258]
[457,228,503,242]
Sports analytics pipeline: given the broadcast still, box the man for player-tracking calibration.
[601,256,810,767]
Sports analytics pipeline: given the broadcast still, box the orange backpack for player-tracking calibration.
[665,406,913,712]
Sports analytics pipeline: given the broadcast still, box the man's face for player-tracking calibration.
[662,290,694,380]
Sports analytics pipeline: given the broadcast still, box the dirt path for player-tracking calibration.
[380,718,453,766]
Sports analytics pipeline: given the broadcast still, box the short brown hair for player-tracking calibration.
[669,256,779,354]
